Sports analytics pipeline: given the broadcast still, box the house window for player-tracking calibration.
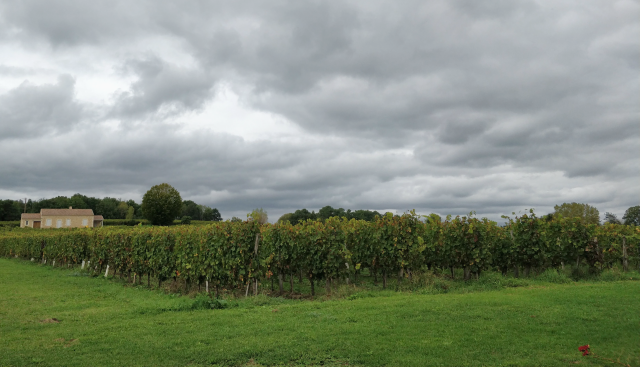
[26,220,29,225]
[46,219,52,226]
[82,219,88,226]
[66,219,71,226]
[56,219,62,228]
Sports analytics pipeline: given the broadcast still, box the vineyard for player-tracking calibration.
[1,211,639,297]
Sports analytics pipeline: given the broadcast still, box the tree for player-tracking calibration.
[289,208,317,225]
[181,200,202,220]
[350,209,382,221]
[69,194,89,209]
[277,213,293,223]
[202,207,222,221]
[318,206,346,220]
[0,200,21,221]
[553,202,600,225]
[97,197,119,219]
[604,212,622,225]
[141,183,183,226]
[249,208,268,224]
[126,199,141,218]
[116,201,130,219]
[230,216,243,223]
[623,206,640,226]
[125,206,135,221]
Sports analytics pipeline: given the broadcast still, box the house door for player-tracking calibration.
[34,221,41,228]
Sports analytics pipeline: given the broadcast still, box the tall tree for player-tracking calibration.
[623,206,640,226]
[553,202,600,225]
[604,212,622,224]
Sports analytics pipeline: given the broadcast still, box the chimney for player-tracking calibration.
[69,206,72,209]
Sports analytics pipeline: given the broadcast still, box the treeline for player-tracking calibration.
[1,211,638,297]
[278,206,383,224]
[0,194,222,222]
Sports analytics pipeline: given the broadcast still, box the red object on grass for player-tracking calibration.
[578,345,590,356]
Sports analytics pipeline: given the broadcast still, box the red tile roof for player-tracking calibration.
[41,209,95,216]
[21,213,41,219]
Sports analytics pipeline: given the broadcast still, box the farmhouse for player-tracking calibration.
[20,208,104,229]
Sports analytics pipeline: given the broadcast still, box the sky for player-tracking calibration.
[0,0,638,222]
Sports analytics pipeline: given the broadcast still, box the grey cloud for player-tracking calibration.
[0,1,151,46]
[0,74,83,140]
[110,55,215,119]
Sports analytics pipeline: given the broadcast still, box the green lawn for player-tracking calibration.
[1,259,638,367]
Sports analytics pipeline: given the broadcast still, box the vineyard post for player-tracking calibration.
[289,270,293,292]
[382,270,387,289]
[81,260,85,269]
[309,273,315,296]
[622,236,628,272]
[104,265,109,278]
[52,260,55,267]
[253,232,260,296]
[278,272,284,295]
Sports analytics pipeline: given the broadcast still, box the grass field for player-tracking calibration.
[1,258,639,367]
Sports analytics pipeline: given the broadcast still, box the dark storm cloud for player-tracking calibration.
[0,0,638,220]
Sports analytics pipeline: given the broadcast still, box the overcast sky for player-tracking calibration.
[0,0,638,222]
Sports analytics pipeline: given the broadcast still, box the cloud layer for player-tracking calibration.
[0,0,638,221]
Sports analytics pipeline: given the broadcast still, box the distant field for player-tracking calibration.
[1,258,639,367]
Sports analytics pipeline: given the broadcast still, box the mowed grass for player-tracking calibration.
[1,259,639,367]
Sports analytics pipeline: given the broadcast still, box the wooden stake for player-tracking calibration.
[382,270,387,289]
[289,271,293,293]
[622,236,628,272]
[104,265,109,278]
